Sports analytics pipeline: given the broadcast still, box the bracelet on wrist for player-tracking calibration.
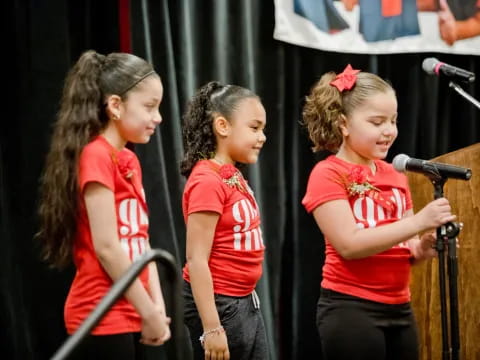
[199,326,225,347]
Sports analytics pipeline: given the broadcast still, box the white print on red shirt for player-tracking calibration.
[118,198,149,261]
[232,199,264,251]
[352,188,409,249]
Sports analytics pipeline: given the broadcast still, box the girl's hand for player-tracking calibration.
[411,231,460,262]
[203,329,230,360]
[414,197,456,232]
[140,305,171,346]
[412,232,438,261]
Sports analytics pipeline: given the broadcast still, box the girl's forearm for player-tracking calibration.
[188,260,221,330]
[95,243,156,318]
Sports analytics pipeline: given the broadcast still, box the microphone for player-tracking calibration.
[422,57,475,83]
[392,154,472,181]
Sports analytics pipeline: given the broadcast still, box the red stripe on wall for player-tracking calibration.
[118,0,131,53]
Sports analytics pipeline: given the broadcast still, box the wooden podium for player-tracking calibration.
[408,143,479,360]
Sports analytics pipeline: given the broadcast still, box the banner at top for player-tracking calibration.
[273,0,480,55]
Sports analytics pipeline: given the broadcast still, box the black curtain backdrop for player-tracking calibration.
[3,0,479,359]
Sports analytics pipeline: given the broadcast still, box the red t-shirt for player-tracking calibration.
[65,136,150,335]
[302,155,414,304]
[182,160,265,296]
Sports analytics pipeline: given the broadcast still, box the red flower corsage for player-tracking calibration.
[112,152,136,179]
[216,162,258,207]
[219,164,242,189]
[341,165,396,213]
[343,166,379,198]
[330,64,360,92]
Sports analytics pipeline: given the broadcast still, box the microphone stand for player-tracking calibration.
[449,81,480,110]
[428,174,462,360]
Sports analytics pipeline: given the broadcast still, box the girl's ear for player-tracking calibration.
[338,114,349,137]
[213,115,230,137]
[105,94,123,119]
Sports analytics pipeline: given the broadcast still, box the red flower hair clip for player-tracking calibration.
[330,64,360,92]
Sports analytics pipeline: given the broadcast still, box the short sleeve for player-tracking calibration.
[78,143,115,192]
[302,162,348,213]
[185,172,227,215]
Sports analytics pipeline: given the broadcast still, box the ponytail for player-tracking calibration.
[37,50,106,268]
[302,72,344,152]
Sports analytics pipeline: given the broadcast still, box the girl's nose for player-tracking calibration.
[259,131,267,143]
[154,110,162,125]
[383,122,397,136]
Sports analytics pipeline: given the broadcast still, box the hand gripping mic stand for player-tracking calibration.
[424,170,468,360]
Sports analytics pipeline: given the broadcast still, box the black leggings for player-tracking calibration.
[316,288,419,360]
[70,332,146,360]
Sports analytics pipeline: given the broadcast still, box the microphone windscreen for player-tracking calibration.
[422,58,439,75]
[392,154,410,172]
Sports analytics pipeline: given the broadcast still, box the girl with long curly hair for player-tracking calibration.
[37,50,170,359]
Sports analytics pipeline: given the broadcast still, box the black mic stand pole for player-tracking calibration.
[449,81,480,110]
[429,175,462,360]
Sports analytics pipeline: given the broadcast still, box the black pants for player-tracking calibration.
[69,332,146,360]
[183,281,268,360]
[317,288,419,360]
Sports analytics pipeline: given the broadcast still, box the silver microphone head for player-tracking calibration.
[422,57,439,75]
[392,154,410,172]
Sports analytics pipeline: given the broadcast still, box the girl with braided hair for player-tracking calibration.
[37,50,170,358]
[180,81,268,360]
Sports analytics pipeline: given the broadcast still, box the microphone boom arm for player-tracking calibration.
[449,81,480,110]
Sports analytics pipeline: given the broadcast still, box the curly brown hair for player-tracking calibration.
[180,81,259,178]
[302,71,394,153]
[37,50,157,268]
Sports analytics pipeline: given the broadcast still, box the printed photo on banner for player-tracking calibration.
[274,0,480,55]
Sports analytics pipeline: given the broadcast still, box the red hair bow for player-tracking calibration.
[330,64,360,92]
